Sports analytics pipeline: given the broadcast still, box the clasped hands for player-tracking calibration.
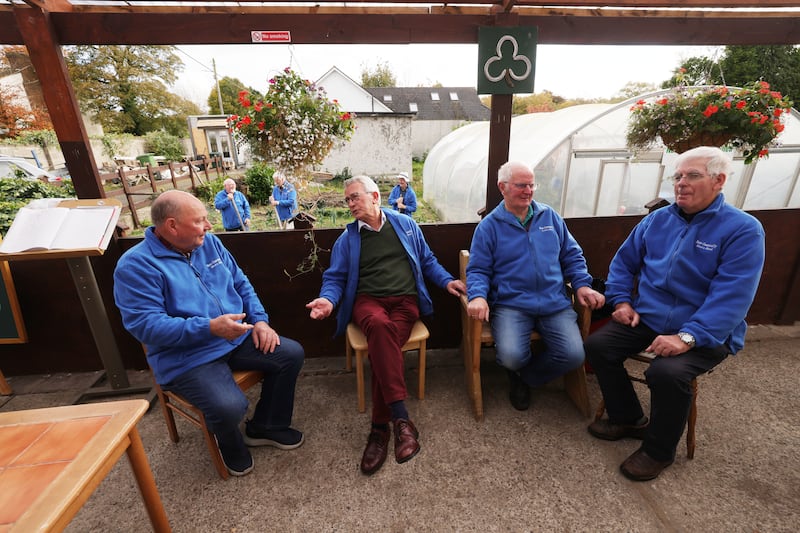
[209,313,280,354]
[612,302,690,357]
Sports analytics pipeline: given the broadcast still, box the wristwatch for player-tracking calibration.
[678,332,696,348]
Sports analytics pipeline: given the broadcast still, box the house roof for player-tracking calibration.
[366,87,490,121]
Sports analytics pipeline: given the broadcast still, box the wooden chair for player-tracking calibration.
[593,351,699,459]
[458,249,592,421]
[147,354,263,479]
[345,320,430,413]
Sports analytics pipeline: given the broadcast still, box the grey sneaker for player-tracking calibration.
[244,427,305,450]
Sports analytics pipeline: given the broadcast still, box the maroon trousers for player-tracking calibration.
[352,293,419,424]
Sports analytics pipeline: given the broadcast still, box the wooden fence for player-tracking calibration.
[99,155,226,228]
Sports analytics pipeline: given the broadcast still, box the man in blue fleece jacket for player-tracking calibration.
[114,190,304,477]
[466,161,606,412]
[586,146,765,481]
[307,175,465,475]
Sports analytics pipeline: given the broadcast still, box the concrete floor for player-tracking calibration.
[2,323,799,532]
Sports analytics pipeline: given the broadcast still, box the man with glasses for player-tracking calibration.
[586,146,765,481]
[466,160,605,412]
[306,175,465,475]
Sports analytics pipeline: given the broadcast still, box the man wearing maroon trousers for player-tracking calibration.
[307,175,465,475]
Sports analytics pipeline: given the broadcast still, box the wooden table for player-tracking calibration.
[0,399,171,532]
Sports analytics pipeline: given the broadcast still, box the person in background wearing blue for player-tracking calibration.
[270,170,298,229]
[306,175,465,476]
[466,161,605,412]
[586,146,765,481]
[114,190,305,477]
[387,172,417,217]
[214,178,251,231]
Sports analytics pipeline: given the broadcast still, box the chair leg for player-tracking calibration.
[594,398,606,422]
[417,341,426,400]
[687,378,697,459]
[345,338,353,372]
[153,384,180,443]
[356,348,366,413]
[564,365,592,418]
[200,418,229,480]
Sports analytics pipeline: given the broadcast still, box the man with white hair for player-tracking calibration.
[214,178,251,231]
[586,146,765,481]
[387,171,417,217]
[270,170,298,229]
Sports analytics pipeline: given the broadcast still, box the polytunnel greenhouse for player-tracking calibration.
[423,89,800,222]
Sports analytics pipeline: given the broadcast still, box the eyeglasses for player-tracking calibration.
[508,182,539,191]
[671,172,712,184]
[344,192,367,204]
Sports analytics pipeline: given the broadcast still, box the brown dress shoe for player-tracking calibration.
[620,448,674,481]
[360,426,390,475]
[588,417,648,441]
[393,418,420,464]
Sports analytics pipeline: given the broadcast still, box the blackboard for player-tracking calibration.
[0,260,27,344]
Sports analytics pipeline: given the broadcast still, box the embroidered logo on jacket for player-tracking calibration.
[206,258,223,269]
[538,225,554,232]
[695,240,718,252]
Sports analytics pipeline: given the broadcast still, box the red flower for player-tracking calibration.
[242,116,252,125]
[774,108,783,117]
[257,121,265,130]
[759,149,769,157]
[702,105,719,118]
[341,112,351,121]
[656,98,669,105]
[736,101,747,109]
[759,81,770,90]
[775,123,786,133]
[254,102,263,112]
[723,101,731,109]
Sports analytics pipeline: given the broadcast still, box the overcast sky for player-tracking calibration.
[173,43,721,111]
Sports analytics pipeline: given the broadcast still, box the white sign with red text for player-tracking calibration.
[251,31,292,43]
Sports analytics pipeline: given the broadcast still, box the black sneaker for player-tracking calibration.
[508,370,530,411]
[216,437,254,476]
[244,426,305,450]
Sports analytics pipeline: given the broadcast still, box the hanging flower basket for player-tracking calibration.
[660,131,732,154]
[626,79,793,164]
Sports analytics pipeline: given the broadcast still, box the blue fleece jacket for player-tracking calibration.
[214,190,251,230]
[388,184,417,216]
[605,193,764,354]
[467,200,593,315]
[113,228,269,384]
[272,182,298,222]
[319,208,455,337]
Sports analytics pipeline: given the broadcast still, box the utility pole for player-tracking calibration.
[213,58,224,114]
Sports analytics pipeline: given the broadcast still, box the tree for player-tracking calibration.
[717,45,800,104]
[207,76,256,116]
[64,45,200,136]
[614,81,659,101]
[0,46,53,138]
[662,56,722,88]
[361,61,397,87]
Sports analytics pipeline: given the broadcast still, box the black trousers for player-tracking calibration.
[585,319,728,461]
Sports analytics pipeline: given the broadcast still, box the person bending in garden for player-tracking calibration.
[214,178,251,231]
[306,175,465,475]
[114,190,305,477]
[586,146,765,481]
[270,170,298,229]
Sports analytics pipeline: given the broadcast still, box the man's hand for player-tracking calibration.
[244,218,251,226]
[306,297,333,320]
[611,302,640,327]
[251,321,280,354]
[575,286,606,310]
[209,313,254,340]
[467,297,490,322]
[397,198,405,209]
[447,279,466,297]
[645,334,690,357]
[227,193,234,201]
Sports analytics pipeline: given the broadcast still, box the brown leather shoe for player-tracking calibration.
[588,417,648,441]
[620,448,674,481]
[360,426,390,475]
[392,418,420,464]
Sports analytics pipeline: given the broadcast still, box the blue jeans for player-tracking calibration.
[491,305,585,387]
[164,333,304,450]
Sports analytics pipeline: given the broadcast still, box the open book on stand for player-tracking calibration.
[0,198,122,256]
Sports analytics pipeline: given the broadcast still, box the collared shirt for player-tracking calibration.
[356,210,386,232]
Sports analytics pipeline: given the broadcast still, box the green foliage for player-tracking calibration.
[144,130,185,161]
[99,133,135,160]
[662,57,721,88]
[208,76,255,116]
[626,78,794,164]
[0,178,74,235]
[64,45,200,136]
[15,130,58,148]
[333,166,352,182]
[360,61,397,88]
[229,68,355,173]
[194,176,226,203]
[243,162,275,205]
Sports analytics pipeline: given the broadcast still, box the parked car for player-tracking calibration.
[0,156,66,183]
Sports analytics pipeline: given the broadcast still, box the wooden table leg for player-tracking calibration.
[0,369,11,395]
[125,426,172,533]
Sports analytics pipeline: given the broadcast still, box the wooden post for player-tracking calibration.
[485,93,513,216]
